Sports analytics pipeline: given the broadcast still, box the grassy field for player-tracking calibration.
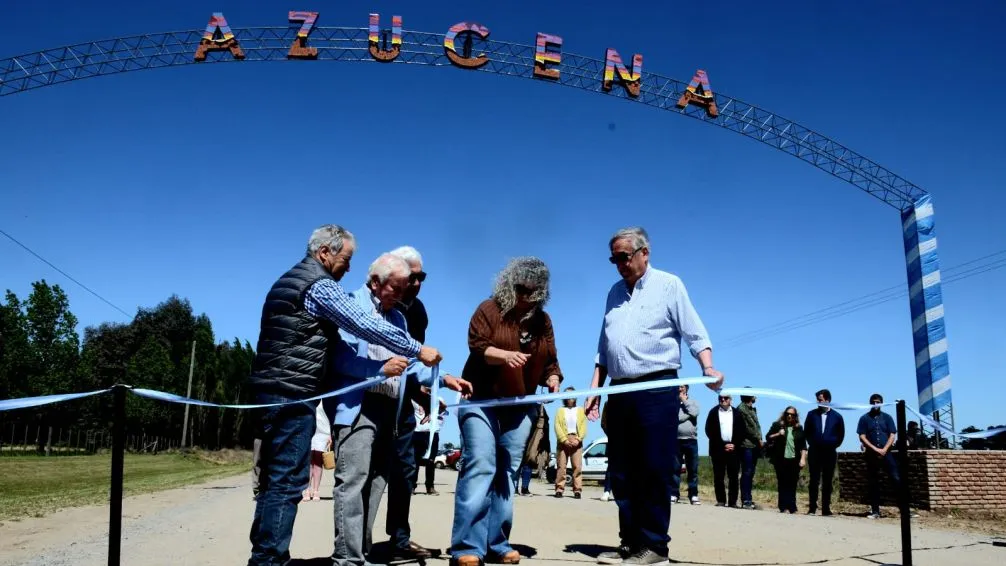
[0,449,251,521]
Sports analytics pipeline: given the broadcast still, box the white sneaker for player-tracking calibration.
[690,496,701,505]
[670,496,678,504]
[601,491,612,501]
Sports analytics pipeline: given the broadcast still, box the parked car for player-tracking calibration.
[435,448,462,470]
[546,436,607,482]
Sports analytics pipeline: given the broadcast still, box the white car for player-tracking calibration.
[546,436,608,481]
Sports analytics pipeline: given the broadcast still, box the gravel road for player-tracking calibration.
[0,470,1000,565]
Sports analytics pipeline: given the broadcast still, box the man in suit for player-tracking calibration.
[803,388,845,516]
[705,394,743,507]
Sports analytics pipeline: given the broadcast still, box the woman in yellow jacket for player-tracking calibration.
[554,387,588,498]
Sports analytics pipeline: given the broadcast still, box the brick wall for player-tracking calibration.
[838,450,1006,511]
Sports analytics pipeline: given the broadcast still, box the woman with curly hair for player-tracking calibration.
[450,257,563,566]
[765,406,808,514]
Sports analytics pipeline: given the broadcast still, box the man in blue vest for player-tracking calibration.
[329,252,471,566]
[246,225,443,566]
[803,388,845,516]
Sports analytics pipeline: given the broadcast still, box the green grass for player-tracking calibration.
[0,449,251,521]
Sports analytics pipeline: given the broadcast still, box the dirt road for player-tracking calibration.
[0,470,1000,565]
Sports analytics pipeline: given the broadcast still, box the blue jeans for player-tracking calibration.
[247,393,317,566]
[519,463,532,491]
[740,447,759,505]
[603,470,611,492]
[670,439,699,499]
[451,405,534,560]
[606,379,679,557]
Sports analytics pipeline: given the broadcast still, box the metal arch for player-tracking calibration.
[0,25,927,210]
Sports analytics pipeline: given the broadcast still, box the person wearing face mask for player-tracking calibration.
[856,393,900,519]
[554,387,588,499]
[246,225,443,566]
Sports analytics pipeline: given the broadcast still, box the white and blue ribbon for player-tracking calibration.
[131,371,397,410]
[716,387,810,404]
[423,364,440,460]
[0,389,111,412]
[4,376,1004,442]
[447,376,717,410]
[905,405,1006,440]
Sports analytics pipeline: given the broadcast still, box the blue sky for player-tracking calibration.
[1,0,1004,452]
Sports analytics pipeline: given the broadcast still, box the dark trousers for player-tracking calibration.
[382,405,417,549]
[670,439,699,499]
[710,448,740,506]
[774,458,800,512]
[807,447,837,512]
[866,451,901,515]
[413,430,440,490]
[519,463,533,491]
[606,380,679,557]
[247,394,316,566]
[740,447,759,505]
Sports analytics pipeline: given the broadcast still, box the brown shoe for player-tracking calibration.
[452,555,481,566]
[488,550,520,564]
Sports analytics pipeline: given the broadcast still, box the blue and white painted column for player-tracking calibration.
[901,194,952,419]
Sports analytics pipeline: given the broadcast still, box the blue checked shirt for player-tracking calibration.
[303,278,422,358]
[596,266,712,380]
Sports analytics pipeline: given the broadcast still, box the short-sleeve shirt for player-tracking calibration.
[857,411,896,449]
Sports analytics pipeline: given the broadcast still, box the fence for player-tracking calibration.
[0,422,181,456]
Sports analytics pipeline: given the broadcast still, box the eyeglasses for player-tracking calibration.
[409,272,427,283]
[609,247,643,265]
[785,413,797,418]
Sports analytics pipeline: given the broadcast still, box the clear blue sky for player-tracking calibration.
[2,0,1004,453]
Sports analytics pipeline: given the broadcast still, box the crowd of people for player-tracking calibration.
[243,223,910,566]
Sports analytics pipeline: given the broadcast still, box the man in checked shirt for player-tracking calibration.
[245,224,442,566]
[585,227,724,566]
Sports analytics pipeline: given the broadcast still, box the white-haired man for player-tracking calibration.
[330,253,472,566]
[247,225,442,566]
[390,245,428,343]
[585,227,724,566]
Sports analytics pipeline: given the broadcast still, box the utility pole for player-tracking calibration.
[181,340,196,448]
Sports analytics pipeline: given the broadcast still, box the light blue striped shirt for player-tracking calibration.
[596,265,712,380]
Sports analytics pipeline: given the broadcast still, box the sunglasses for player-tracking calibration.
[409,272,427,283]
[609,247,643,265]
[514,284,537,296]
[785,413,797,417]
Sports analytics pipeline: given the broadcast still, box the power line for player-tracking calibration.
[0,227,133,319]
[719,249,1006,350]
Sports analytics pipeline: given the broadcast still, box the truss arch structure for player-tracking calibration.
[0,24,955,437]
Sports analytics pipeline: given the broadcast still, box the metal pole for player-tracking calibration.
[181,340,196,448]
[109,384,126,566]
[896,400,913,566]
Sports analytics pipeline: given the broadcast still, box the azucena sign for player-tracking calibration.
[193,11,719,118]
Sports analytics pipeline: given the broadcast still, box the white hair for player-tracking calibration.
[389,245,423,268]
[368,253,410,284]
[609,226,650,251]
[307,224,355,256]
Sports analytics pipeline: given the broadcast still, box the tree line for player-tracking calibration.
[0,280,257,451]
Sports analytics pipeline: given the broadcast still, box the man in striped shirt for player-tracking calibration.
[585,227,724,566]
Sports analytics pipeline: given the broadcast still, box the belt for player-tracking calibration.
[610,368,678,386]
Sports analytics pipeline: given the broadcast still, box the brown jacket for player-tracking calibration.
[461,299,562,400]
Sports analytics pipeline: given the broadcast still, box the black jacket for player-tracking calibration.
[396,297,428,344]
[705,407,743,453]
[247,256,338,398]
[803,408,845,450]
